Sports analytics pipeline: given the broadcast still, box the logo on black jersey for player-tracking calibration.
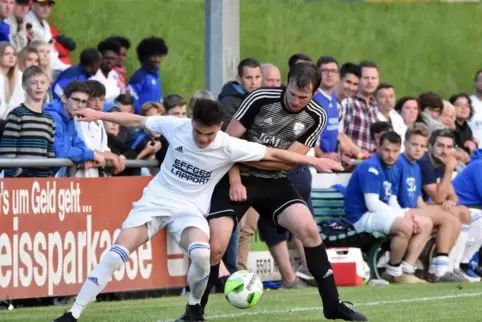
[293,122,306,136]
[175,146,183,153]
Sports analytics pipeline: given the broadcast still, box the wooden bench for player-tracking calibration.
[311,188,388,280]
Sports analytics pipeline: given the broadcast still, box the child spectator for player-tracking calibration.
[18,46,40,71]
[164,93,187,118]
[127,37,168,114]
[0,42,25,120]
[0,65,55,177]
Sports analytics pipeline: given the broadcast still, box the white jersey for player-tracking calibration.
[138,116,266,215]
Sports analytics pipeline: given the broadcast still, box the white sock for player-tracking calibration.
[69,245,130,319]
[429,256,450,277]
[187,242,211,306]
[462,215,482,263]
[402,261,416,274]
[448,225,469,273]
[386,264,403,277]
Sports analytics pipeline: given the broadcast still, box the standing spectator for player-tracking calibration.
[0,65,54,177]
[44,80,105,177]
[394,96,422,129]
[0,42,25,120]
[49,23,76,68]
[450,93,477,154]
[287,53,312,67]
[91,38,122,102]
[7,0,29,52]
[0,0,14,42]
[342,60,379,153]
[260,63,281,87]
[164,93,187,118]
[376,83,407,143]
[218,58,261,130]
[52,47,101,101]
[17,46,39,71]
[127,37,168,114]
[29,40,52,80]
[107,35,130,93]
[469,70,482,146]
[334,62,360,104]
[26,0,70,72]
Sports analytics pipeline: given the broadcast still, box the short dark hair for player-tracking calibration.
[191,99,224,126]
[370,121,393,141]
[315,56,338,71]
[449,93,474,120]
[107,106,121,113]
[115,93,134,106]
[380,131,402,147]
[359,60,378,71]
[405,122,429,142]
[64,81,91,98]
[287,62,321,94]
[340,62,361,79]
[97,39,121,55]
[80,48,101,66]
[418,91,443,112]
[136,37,168,63]
[429,128,455,146]
[85,80,106,98]
[376,82,394,93]
[16,0,30,5]
[288,53,312,69]
[164,94,187,111]
[106,36,131,49]
[237,58,260,77]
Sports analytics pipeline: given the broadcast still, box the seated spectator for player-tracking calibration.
[449,93,477,154]
[164,94,187,118]
[91,38,122,102]
[370,121,393,151]
[18,46,40,71]
[26,0,70,72]
[106,35,131,93]
[440,100,456,129]
[7,0,30,52]
[396,124,461,281]
[0,65,55,177]
[52,48,101,101]
[127,37,168,114]
[74,80,124,177]
[419,91,445,133]
[113,93,134,113]
[44,80,105,177]
[376,82,407,141]
[417,129,478,282]
[344,131,431,283]
[439,100,470,167]
[394,96,423,129]
[0,42,25,120]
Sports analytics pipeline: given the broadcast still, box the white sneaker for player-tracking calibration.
[454,269,481,283]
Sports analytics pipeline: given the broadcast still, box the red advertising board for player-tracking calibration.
[0,177,189,300]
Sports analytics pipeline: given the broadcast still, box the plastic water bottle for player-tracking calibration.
[368,279,389,286]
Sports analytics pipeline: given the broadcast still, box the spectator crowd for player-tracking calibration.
[2,0,482,306]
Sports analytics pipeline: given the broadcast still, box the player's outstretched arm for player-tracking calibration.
[75,108,147,128]
[263,147,344,173]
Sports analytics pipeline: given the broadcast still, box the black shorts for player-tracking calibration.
[207,174,307,234]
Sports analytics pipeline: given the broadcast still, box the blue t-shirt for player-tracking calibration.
[452,159,482,206]
[397,154,422,208]
[344,155,397,223]
[312,89,338,153]
[127,65,162,114]
[417,152,445,201]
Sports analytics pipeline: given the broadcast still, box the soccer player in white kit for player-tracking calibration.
[52,99,343,322]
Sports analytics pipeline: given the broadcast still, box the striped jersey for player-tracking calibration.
[234,87,327,179]
[0,104,56,177]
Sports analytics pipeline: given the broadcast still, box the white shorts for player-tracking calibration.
[122,200,210,243]
[353,209,407,235]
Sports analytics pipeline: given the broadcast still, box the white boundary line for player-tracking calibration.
[157,291,482,321]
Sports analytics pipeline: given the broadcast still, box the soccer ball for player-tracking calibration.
[357,260,371,284]
[224,270,264,309]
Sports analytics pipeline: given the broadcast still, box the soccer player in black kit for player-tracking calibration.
[177,62,368,321]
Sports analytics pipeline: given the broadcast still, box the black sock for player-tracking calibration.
[460,263,469,271]
[435,253,449,257]
[388,261,401,267]
[479,247,482,268]
[304,244,339,311]
[200,263,220,309]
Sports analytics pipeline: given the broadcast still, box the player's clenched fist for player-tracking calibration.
[229,181,247,202]
[312,157,344,173]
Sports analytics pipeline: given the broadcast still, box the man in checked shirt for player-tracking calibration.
[342,60,380,154]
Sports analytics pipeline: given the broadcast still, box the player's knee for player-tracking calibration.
[296,221,321,247]
[418,216,433,233]
[393,218,413,238]
[188,242,211,268]
[458,206,471,225]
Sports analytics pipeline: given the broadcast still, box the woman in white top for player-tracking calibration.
[29,40,54,103]
[375,83,407,147]
[0,42,25,120]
